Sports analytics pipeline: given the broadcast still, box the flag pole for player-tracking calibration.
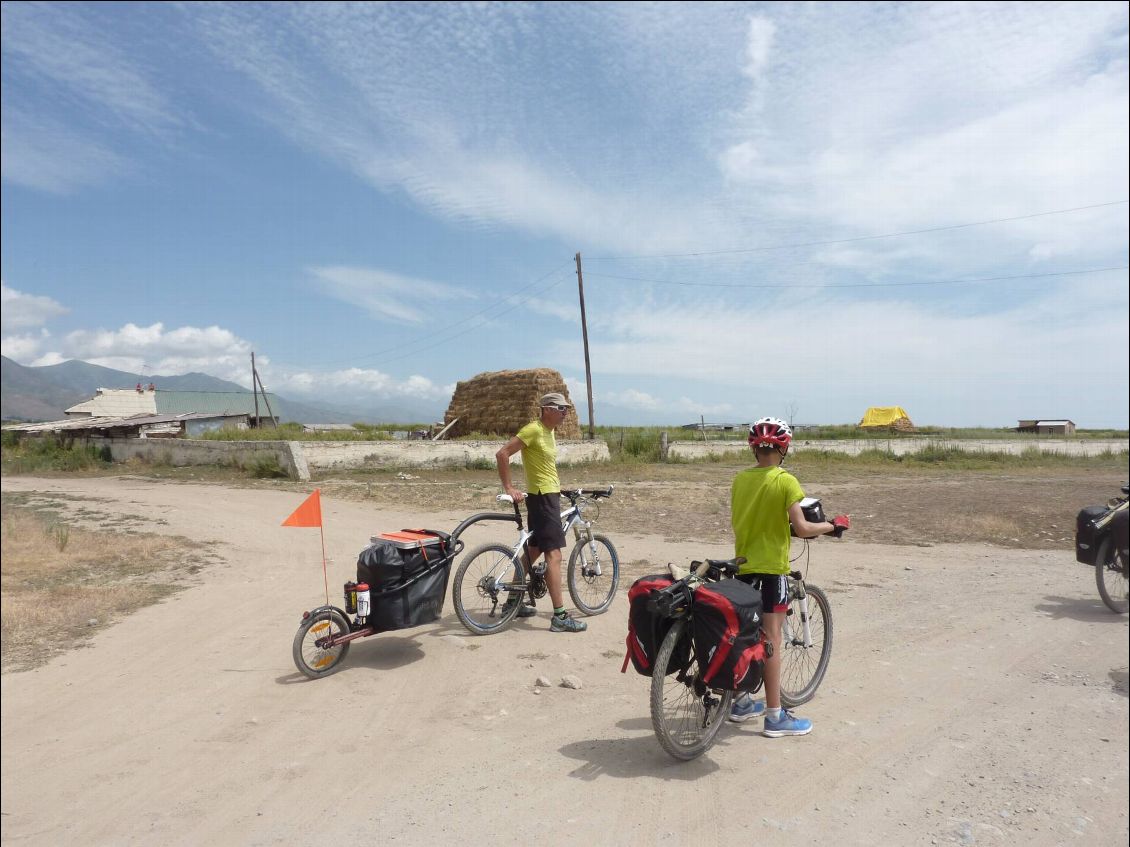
[319,524,329,606]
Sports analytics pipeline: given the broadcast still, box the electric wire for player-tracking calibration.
[585,200,1129,261]
[584,266,1128,290]
[269,261,572,369]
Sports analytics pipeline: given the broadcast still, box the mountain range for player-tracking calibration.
[1,356,711,428]
[0,357,444,425]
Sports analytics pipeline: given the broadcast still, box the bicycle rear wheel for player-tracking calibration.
[1095,537,1129,614]
[567,533,620,615]
[650,618,733,761]
[779,583,833,708]
[452,542,526,635]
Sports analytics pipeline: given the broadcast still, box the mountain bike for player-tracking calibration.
[1075,484,1129,614]
[451,487,619,634]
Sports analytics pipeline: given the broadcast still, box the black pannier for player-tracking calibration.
[1113,509,1129,561]
[1075,506,1110,565]
[622,574,689,676]
[691,579,768,693]
[357,529,454,632]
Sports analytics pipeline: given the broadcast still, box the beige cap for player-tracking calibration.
[539,392,572,407]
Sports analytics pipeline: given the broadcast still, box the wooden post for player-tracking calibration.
[660,430,668,461]
[575,252,596,440]
[251,353,261,426]
[701,415,707,443]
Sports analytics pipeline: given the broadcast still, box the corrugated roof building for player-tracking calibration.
[66,389,156,417]
[66,388,279,424]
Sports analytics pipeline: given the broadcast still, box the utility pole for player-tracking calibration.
[251,352,261,426]
[575,252,595,440]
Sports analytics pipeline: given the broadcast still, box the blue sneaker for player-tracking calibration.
[762,709,812,737]
[728,696,766,723]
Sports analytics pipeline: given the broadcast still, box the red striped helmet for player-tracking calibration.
[748,417,793,452]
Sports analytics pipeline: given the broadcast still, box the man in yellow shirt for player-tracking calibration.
[729,417,849,735]
[495,392,587,633]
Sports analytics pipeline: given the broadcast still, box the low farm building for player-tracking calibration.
[1016,419,1076,435]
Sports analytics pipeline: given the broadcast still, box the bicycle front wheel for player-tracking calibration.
[567,533,620,615]
[292,609,352,679]
[452,542,526,635]
[1095,537,1129,614]
[779,583,833,708]
[650,618,733,761]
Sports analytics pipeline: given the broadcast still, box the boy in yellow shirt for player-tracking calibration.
[729,417,849,735]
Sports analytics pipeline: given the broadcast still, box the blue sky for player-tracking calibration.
[2,1,1128,427]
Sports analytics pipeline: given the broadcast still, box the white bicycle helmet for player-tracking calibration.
[748,416,793,453]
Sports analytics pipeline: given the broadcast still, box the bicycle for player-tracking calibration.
[451,487,619,635]
[1093,487,1128,614]
[646,556,750,760]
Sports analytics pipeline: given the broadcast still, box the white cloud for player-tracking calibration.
[1,3,182,136]
[309,266,474,323]
[1,109,127,193]
[269,367,449,401]
[549,267,1129,425]
[1,329,51,362]
[9,321,257,383]
[604,388,661,410]
[1,282,69,330]
[742,17,776,79]
[1,3,184,191]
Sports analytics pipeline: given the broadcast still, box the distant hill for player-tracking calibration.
[1,357,367,424]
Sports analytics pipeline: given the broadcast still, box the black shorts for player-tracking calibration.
[735,572,790,613]
[526,492,566,552]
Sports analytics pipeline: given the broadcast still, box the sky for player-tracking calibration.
[2,1,1128,428]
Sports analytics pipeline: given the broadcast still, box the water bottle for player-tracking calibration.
[355,582,371,619]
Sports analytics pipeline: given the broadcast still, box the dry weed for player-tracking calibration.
[1,504,202,672]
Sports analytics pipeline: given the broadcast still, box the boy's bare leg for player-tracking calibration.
[762,612,784,710]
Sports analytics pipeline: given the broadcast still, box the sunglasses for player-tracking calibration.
[545,404,570,413]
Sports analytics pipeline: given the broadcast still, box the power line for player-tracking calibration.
[585,200,1129,261]
[270,261,572,369]
[348,271,574,368]
[585,266,1129,290]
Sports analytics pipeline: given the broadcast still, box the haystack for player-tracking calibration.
[859,406,915,432]
[444,369,581,438]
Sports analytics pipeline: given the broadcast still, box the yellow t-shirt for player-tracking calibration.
[516,420,559,494]
[731,466,805,575]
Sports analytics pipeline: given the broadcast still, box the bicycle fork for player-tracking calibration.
[571,521,603,576]
[784,585,814,648]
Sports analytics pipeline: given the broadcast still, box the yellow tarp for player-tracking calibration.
[859,406,913,428]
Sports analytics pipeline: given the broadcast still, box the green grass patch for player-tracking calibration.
[198,422,407,441]
[1,432,112,474]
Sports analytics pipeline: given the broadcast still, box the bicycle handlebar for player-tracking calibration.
[648,556,747,618]
[497,485,614,505]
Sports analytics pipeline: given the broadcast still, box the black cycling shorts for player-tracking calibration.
[526,492,566,552]
[735,572,790,613]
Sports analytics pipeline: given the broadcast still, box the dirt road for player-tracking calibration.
[2,476,1127,846]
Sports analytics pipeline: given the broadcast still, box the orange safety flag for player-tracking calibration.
[282,489,323,528]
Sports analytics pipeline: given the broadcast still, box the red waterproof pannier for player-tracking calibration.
[622,574,688,676]
[692,579,768,692]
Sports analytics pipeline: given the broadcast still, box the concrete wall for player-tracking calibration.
[667,437,1129,461]
[298,439,609,472]
[104,437,610,481]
